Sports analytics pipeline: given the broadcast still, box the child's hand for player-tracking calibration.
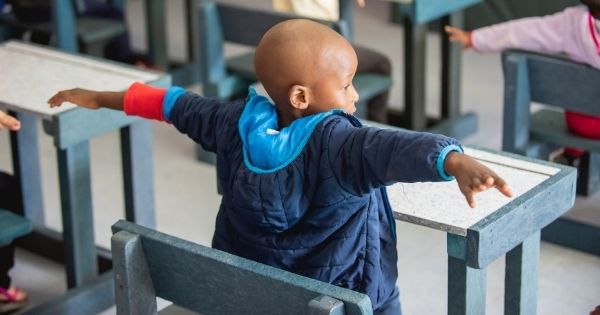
[48,88,102,110]
[0,110,21,131]
[445,25,472,48]
[444,152,513,208]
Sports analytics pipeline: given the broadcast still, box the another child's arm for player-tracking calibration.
[444,152,512,208]
[0,110,21,130]
[444,26,472,48]
[445,7,576,53]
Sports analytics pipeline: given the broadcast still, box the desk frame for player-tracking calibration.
[1,41,170,313]
[392,148,576,315]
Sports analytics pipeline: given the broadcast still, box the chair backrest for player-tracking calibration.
[111,220,373,315]
[196,1,350,98]
[501,49,600,154]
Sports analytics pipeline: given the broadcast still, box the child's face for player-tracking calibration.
[307,47,360,115]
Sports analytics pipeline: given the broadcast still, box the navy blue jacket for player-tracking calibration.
[165,88,462,310]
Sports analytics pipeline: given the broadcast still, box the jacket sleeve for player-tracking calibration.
[325,118,462,195]
[471,7,575,54]
[168,92,242,153]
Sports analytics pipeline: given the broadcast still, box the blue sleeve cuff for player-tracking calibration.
[163,86,186,122]
[437,144,464,181]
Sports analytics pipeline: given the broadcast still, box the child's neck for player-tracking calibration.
[276,108,296,129]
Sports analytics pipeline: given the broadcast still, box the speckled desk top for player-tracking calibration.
[0,41,160,119]
[388,147,560,236]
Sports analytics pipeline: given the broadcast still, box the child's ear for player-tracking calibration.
[288,85,309,110]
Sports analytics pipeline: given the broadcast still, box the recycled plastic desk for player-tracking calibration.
[0,40,169,293]
[388,147,576,314]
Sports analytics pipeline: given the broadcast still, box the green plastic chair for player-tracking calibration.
[112,219,373,315]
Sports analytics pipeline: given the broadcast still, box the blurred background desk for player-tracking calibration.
[386,0,481,139]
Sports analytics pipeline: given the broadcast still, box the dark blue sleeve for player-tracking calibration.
[168,92,242,153]
[325,118,462,195]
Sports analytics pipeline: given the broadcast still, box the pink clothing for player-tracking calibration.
[472,6,600,69]
[472,6,600,145]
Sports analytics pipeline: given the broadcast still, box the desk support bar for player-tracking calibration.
[10,112,45,224]
[441,12,463,119]
[57,141,97,288]
[403,19,427,130]
[448,255,486,315]
[505,231,540,315]
[121,121,156,228]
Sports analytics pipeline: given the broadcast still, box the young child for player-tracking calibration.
[48,19,512,314]
[445,1,600,165]
[0,111,28,314]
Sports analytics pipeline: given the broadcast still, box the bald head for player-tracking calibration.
[254,19,356,107]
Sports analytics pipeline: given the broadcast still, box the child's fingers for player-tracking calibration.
[48,91,70,107]
[0,112,20,130]
[470,177,486,192]
[444,25,456,34]
[493,176,513,197]
[48,93,63,107]
[465,191,476,208]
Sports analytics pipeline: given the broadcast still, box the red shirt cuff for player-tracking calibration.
[124,82,167,121]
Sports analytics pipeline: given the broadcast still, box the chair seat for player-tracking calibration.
[76,17,126,45]
[0,209,32,247]
[227,52,393,102]
[530,109,600,152]
[0,13,126,45]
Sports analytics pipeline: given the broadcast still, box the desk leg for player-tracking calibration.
[120,121,156,228]
[145,0,168,69]
[403,19,427,130]
[9,112,45,224]
[57,141,97,288]
[440,12,463,119]
[53,0,78,52]
[505,231,540,315]
[448,256,486,315]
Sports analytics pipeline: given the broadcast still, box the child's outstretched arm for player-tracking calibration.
[48,83,240,153]
[48,88,125,111]
[444,152,513,208]
[444,6,577,54]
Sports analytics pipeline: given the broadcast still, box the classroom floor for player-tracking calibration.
[1,0,599,314]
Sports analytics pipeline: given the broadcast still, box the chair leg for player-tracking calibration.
[577,152,600,196]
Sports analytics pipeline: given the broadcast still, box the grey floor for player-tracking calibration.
[1,0,599,314]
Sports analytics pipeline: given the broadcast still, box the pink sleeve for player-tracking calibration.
[471,7,577,54]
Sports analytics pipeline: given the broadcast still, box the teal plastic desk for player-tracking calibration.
[0,40,169,313]
[388,146,576,314]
